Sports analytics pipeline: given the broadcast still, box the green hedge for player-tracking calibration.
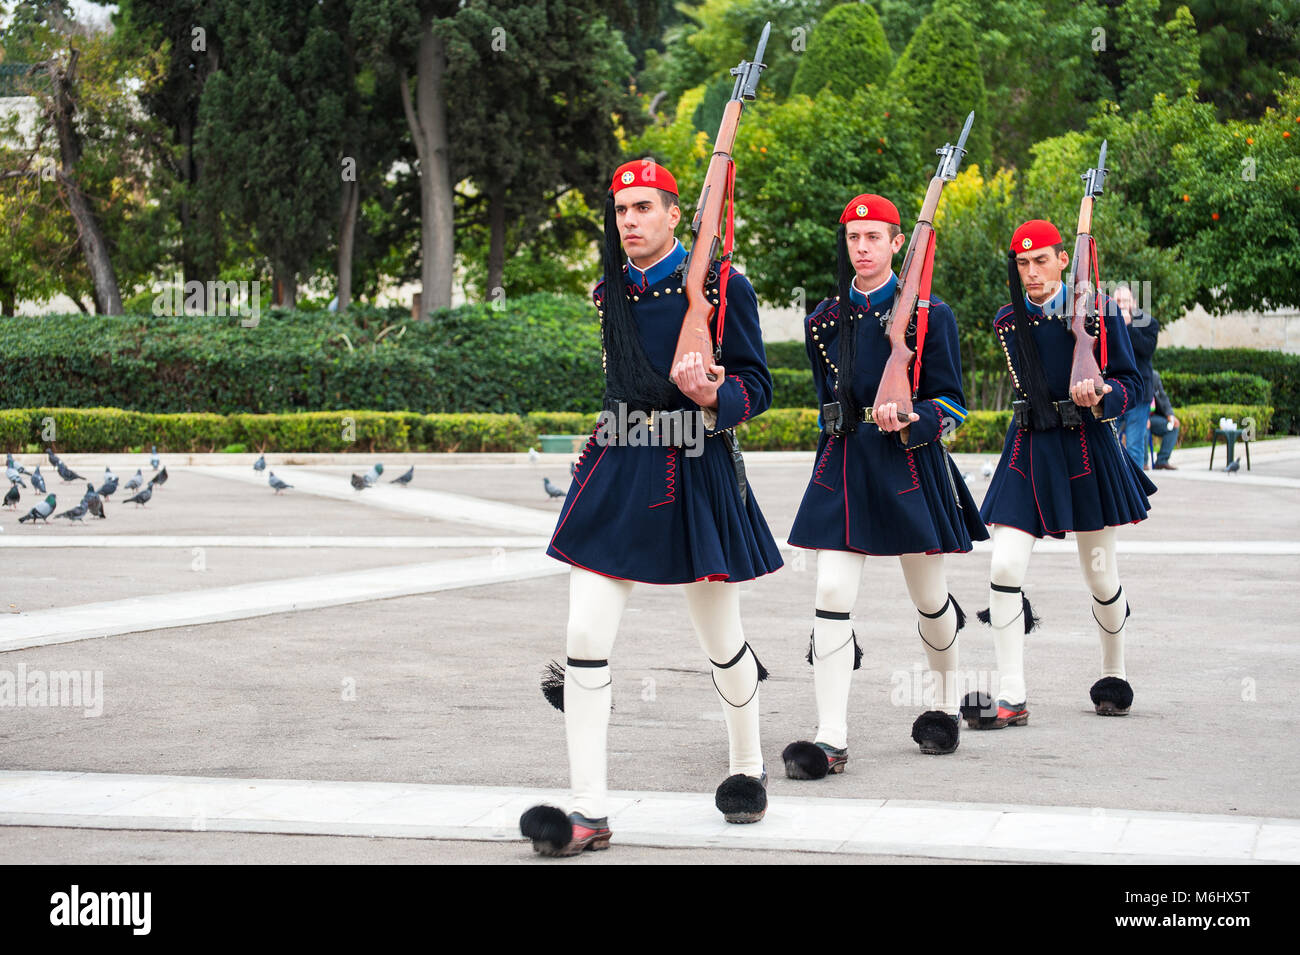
[1157,347,1300,434]
[1160,371,1271,408]
[771,367,818,408]
[764,340,808,371]
[0,296,605,416]
[0,403,1273,455]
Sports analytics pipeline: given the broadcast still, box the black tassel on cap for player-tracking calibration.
[601,191,681,411]
[1007,250,1059,430]
[834,223,864,429]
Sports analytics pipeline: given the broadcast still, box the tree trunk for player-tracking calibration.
[337,176,359,311]
[400,11,454,317]
[487,187,506,300]
[273,262,297,309]
[45,50,123,315]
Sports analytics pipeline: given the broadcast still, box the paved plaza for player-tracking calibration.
[2,438,1298,864]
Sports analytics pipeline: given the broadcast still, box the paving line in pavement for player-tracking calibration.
[0,770,1293,863]
[0,535,552,549]
[0,550,565,653]
[196,465,558,534]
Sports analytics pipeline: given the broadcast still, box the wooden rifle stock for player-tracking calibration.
[673,99,743,382]
[1070,142,1109,398]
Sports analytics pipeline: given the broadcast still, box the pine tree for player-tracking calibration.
[791,3,892,99]
[885,3,990,174]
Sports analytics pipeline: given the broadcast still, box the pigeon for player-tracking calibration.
[390,466,414,486]
[19,494,56,523]
[5,452,26,475]
[3,484,18,509]
[1225,459,1240,473]
[528,447,539,464]
[269,472,292,493]
[363,462,384,486]
[123,485,153,506]
[97,475,119,498]
[350,472,368,490]
[124,469,144,491]
[543,477,566,499]
[981,461,994,479]
[150,444,160,470]
[253,454,266,472]
[86,492,105,519]
[6,465,25,487]
[56,501,89,521]
[31,466,45,493]
[103,466,117,483]
[149,466,168,488]
[46,447,61,467]
[56,460,83,482]
[570,461,577,477]
[962,472,973,484]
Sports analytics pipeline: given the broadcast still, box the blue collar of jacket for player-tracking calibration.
[626,239,685,288]
[848,272,897,309]
[1025,282,1066,317]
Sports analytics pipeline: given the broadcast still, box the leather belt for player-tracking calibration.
[1012,398,1084,430]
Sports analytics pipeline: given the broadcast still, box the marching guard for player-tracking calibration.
[520,160,783,856]
[783,192,988,775]
[968,218,1157,730]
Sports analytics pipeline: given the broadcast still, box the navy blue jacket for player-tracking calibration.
[980,284,1156,539]
[547,240,784,584]
[788,273,988,555]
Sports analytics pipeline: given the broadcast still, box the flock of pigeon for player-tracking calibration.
[250,453,415,493]
[6,446,168,524]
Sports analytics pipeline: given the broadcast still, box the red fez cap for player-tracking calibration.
[1011,219,1063,253]
[839,193,900,226]
[611,160,678,196]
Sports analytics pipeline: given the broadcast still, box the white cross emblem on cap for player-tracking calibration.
[855,204,868,217]
[620,171,635,185]
[1021,237,1033,249]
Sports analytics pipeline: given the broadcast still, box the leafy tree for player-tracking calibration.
[931,165,1024,409]
[885,3,990,174]
[733,86,922,309]
[1113,0,1201,113]
[790,2,892,99]
[1166,0,1300,120]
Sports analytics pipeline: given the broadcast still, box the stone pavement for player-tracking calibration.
[2,438,1298,864]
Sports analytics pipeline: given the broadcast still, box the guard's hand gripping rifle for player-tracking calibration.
[868,112,974,426]
[669,22,770,384]
[1068,140,1109,398]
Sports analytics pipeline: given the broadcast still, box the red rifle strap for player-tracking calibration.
[714,158,736,351]
[1089,235,1106,371]
[911,229,937,396]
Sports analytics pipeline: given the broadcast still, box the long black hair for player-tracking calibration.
[834,223,864,428]
[1006,250,1058,429]
[599,191,681,411]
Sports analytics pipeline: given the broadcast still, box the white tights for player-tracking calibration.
[563,567,762,819]
[810,549,960,750]
[987,524,1128,704]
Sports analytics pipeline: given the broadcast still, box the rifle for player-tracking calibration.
[670,22,770,384]
[869,112,974,423]
[1068,140,1109,397]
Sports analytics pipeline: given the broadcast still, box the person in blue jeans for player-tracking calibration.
[1114,285,1159,469]
[1148,370,1180,469]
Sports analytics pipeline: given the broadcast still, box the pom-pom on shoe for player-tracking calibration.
[519,805,612,857]
[715,772,768,824]
[961,691,1028,729]
[1089,677,1133,716]
[911,710,960,754]
[781,740,847,779]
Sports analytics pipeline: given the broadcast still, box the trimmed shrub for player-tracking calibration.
[1157,347,1300,434]
[1160,371,1271,408]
